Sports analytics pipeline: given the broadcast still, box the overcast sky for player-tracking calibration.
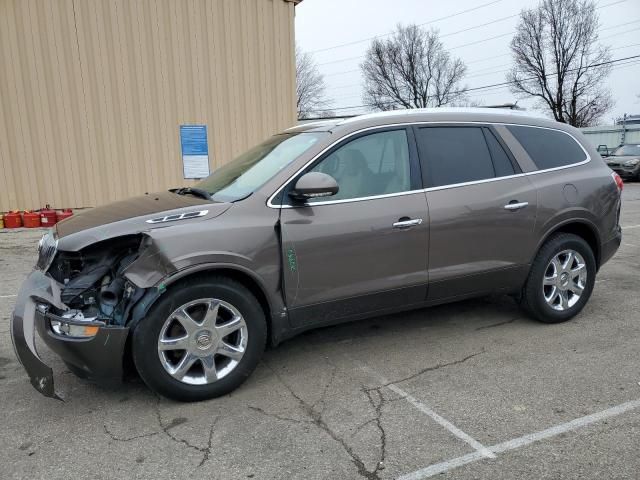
[295,0,640,123]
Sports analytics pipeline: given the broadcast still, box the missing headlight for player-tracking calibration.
[46,235,146,326]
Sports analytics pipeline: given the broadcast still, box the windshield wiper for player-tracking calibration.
[173,187,213,201]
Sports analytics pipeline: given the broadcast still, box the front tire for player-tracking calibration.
[520,233,596,324]
[132,276,267,402]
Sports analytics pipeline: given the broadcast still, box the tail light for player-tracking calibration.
[611,171,624,192]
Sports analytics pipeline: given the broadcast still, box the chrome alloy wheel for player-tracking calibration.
[157,298,248,385]
[542,249,587,311]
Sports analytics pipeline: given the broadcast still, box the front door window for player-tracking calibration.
[308,129,411,202]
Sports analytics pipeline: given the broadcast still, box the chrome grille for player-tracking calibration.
[36,231,58,272]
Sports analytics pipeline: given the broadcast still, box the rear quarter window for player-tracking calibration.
[506,125,587,170]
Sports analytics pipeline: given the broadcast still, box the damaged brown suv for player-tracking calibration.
[11,109,623,401]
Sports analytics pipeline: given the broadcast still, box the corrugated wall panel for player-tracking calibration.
[0,0,297,211]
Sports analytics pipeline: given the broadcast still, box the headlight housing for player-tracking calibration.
[623,158,640,167]
[36,230,58,272]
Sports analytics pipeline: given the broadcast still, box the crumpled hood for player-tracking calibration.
[55,190,231,251]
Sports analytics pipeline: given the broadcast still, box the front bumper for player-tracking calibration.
[10,270,129,399]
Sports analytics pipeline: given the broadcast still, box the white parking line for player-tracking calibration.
[622,224,640,230]
[398,398,640,479]
[0,294,17,298]
[359,364,496,459]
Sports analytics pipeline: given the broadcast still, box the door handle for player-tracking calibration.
[504,201,529,211]
[393,218,423,229]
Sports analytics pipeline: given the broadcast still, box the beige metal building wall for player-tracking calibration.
[0,0,297,211]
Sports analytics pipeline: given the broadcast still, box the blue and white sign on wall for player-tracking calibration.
[180,125,210,179]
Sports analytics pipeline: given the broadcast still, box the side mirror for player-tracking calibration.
[289,172,339,201]
[598,144,610,157]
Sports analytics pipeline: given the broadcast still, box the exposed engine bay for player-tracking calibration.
[10,230,178,399]
[46,234,147,329]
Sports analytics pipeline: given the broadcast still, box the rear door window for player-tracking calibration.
[415,126,496,188]
[506,125,587,170]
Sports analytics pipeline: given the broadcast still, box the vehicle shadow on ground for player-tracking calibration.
[295,293,530,346]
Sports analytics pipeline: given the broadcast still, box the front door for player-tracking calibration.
[413,125,538,300]
[278,128,429,327]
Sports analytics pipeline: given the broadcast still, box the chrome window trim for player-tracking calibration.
[423,172,526,192]
[291,189,426,207]
[524,157,590,175]
[266,121,590,209]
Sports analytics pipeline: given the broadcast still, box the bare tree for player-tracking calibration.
[296,45,330,119]
[508,0,613,127]
[361,25,467,111]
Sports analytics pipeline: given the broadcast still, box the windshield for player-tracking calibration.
[194,132,325,202]
[612,145,640,156]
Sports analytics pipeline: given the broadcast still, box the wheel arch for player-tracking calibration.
[535,219,601,269]
[127,263,285,349]
[163,264,277,344]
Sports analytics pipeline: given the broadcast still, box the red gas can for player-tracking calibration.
[23,210,42,228]
[4,211,23,228]
[40,205,58,226]
[56,209,73,222]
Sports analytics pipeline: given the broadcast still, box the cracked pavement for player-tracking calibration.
[2,185,640,479]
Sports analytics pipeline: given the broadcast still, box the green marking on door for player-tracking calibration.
[286,247,297,272]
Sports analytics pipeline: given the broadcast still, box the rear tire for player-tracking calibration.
[132,276,267,402]
[520,233,596,324]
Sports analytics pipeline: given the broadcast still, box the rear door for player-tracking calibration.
[278,127,429,327]
[414,124,538,300]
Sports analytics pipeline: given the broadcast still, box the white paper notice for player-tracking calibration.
[182,154,210,179]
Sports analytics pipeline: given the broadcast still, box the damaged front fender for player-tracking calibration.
[123,234,177,288]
